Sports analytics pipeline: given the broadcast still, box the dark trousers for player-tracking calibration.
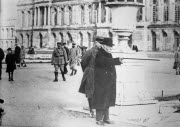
[64,64,68,74]
[0,68,2,78]
[96,108,109,121]
[88,98,93,112]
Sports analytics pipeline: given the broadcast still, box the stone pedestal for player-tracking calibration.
[105,1,157,105]
[112,52,157,105]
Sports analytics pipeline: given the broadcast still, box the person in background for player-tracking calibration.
[5,48,16,81]
[92,38,123,126]
[14,44,21,67]
[51,42,68,82]
[63,43,69,74]
[0,48,5,80]
[69,43,79,76]
[77,45,82,66]
[20,46,27,67]
[79,37,104,118]
[174,47,180,75]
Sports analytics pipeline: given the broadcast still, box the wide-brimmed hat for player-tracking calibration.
[101,38,114,47]
[57,42,63,45]
[7,48,12,51]
[95,36,104,43]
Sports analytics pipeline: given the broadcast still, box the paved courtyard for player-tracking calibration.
[0,58,180,127]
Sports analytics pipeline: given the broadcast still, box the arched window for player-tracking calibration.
[162,30,168,51]
[27,11,31,27]
[175,0,180,23]
[20,34,23,46]
[59,33,64,42]
[61,8,65,25]
[67,32,73,45]
[69,6,72,25]
[152,0,158,22]
[87,32,91,48]
[39,33,43,48]
[54,8,58,25]
[89,5,92,24]
[6,28,9,38]
[164,0,169,22]
[22,11,25,27]
[11,28,14,37]
[81,5,85,24]
[152,31,157,51]
[174,30,180,50]
[79,32,83,46]
[26,34,30,48]
[40,7,44,26]
[6,41,8,49]
[101,3,106,23]
[52,33,56,47]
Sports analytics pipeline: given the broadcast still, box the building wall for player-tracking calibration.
[0,19,16,50]
[16,0,180,51]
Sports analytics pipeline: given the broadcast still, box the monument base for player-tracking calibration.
[112,51,158,106]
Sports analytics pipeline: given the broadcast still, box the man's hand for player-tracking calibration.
[119,57,123,64]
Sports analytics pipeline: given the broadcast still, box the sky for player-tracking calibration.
[0,0,18,20]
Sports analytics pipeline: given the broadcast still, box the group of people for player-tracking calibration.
[79,37,123,126]
[51,42,82,82]
[0,44,27,81]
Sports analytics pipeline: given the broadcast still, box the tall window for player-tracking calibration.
[22,11,25,27]
[101,3,106,23]
[89,5,92,24]
[69,6,72,25]
[152,0,158,22]
[137,8,143,22]
[175,0,180,23]
[81,5,85,24]
[61,8,65,25]
[164,0,169,22]
[54,8,58,25]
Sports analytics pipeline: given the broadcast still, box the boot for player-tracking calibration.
[53,72,58,82]
[0,69,2,80]
[74,69,77,75]
[11,72,14,81]
[62,72,66,81]
[8,72,11,81]
[70,70,74,76]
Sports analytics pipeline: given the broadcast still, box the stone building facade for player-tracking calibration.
[0,19,16,50]
[16,0,180,51]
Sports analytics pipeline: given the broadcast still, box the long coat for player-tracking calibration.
[69,47,79,68]
[0,48,4,69]
[5,53,16,72]
[92,48,121,109]
[79,46,98,98]
[15,46,21,63]
[51,47,68,65]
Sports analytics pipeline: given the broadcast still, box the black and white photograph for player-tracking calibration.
[0,0,180,126]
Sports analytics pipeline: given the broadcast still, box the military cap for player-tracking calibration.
[57,42,63,45]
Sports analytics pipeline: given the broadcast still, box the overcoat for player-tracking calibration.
[79,46,98,98]
[5,53,16,72]
[20,48,26,59]
[51,47,67,65]
[15,46,21,63]
[69,47,79,68]
[92,48,121,109]
[0,48,4,69]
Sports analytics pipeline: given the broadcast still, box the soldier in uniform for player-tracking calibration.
[51,42,68,82]
[79,37,104,118]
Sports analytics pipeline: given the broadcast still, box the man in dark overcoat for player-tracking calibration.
[14,44,21,67]
[92,38,123,125]
[79,37,104,117]
[51,42,68,81]
[0,48,5,80]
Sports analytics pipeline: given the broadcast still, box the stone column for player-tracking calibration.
[57,7,60,25]
[98,2,102,24]
[48,6,51,25]
[34,8,37,26]
[44,6,47,26]
[38,7,40,26]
